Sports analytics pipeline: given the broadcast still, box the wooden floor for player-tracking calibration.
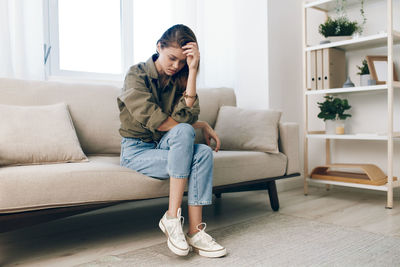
[1,185,400,266]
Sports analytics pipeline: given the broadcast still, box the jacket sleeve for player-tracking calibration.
[171,95,200,125]
[119,71,168,133]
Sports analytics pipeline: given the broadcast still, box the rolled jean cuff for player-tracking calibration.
[188,201,212,206]
[169,172,189,178]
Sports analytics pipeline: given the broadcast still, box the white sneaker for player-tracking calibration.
[186,223,227,258]
[159,208,189,256]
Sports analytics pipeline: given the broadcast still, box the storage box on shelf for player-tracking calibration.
[303,0,399,208]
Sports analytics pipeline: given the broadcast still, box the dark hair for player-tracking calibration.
[157,24,198,92]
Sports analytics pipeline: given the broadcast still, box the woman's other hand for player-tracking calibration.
[202,123,220,152]
[192,121,220,152]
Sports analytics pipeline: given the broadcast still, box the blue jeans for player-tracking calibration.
[120,123,213,206]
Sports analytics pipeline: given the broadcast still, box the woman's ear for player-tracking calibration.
[156,43,161,54]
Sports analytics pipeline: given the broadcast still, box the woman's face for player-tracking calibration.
[155,43,187,76]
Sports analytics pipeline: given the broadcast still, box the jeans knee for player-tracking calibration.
[195,144,214,163]
[171,123,195,140]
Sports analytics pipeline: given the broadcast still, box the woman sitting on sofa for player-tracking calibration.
[117,24,226,258]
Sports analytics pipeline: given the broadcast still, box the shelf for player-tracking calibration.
[306,177,399,191]
[305,0,377,12]
[306,134,400,140]
[303,0,399,208]
[305,32,400,52]
[306,85,388,95]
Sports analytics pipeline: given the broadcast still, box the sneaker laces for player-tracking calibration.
[195,222,217,245]
[170,212,185,241]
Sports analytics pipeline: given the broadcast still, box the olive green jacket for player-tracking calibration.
[117,54,200,142]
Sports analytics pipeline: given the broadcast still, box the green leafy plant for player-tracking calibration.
[317,96,352,121]
[319,16,360,37]
[359,0,366,34]
[335,0,347,17]
[357,59,370,75]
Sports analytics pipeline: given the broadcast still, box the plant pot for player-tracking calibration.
[325,120,336,134]
[335,120,345,135]
[326,36,352,42]
[360,74,371,86]
[325,120,346,135]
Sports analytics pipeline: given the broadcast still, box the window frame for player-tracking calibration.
[44,0,133,81]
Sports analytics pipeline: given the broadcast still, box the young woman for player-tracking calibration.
[118,24,226,258]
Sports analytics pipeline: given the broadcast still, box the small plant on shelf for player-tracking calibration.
[319,16,360,37]
[357,58,374,86]
[318,96,352,134]
[356,59,370,75]
[319,0,366,38]
[317,95,352,121]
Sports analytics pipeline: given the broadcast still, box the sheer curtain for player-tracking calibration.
[171,0,269,109]
[0,0,44,80]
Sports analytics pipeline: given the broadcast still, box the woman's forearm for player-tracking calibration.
[192,121,206,129]
[184,69,197,107]
[157,116,179,131]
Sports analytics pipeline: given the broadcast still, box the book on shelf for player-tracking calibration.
[307,48,346,90]
[316,49,323,89]
[307,50,317,90]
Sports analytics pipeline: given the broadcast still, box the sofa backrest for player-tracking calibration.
[0,78,236,154]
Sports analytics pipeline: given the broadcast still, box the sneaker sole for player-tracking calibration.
[190,245,227,258]
[159,220,189,256]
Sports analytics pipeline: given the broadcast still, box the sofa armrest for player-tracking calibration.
[278,122,300,175]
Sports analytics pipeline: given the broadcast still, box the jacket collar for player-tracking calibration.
[146,54,160,80]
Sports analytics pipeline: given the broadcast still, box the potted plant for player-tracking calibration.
[357,59,375,86]
[317,95,352,134]
[319,16,360,42]
[318,0,366,42]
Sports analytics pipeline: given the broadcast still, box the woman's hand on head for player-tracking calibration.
[182,42,200,71]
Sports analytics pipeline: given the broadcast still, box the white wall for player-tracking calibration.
[196,0,269,109]
[232,0,269,109]
[266,0,304,191]
[267,0,303,124]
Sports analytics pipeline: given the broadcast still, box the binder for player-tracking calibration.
[307,51,317,90]
[322,48,346,89]
[316,49,323,89]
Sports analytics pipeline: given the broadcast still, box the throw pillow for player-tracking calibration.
[0,103,88,166]
[213,106,282,153]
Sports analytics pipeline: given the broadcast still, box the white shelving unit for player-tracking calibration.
[302,0,399,208]
[307,134,400,140]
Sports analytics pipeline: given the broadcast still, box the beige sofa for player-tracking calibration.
[0,78,300,232]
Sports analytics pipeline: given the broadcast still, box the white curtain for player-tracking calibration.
[0,0,44,80]
[171,0,269,109]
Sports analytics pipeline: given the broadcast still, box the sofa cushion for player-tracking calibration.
[0,78,122,155]
[0,152,287,213]
[195,88,236,144]
[0,103,88,166]
[213,106,282,153]
[0,156,170,213]
[213,151,287,186]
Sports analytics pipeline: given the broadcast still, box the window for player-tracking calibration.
[46,0,172,80]
[58,0,121,74]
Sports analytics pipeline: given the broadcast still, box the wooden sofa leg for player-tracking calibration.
[267,180,279,211]
[215,193,222,199]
